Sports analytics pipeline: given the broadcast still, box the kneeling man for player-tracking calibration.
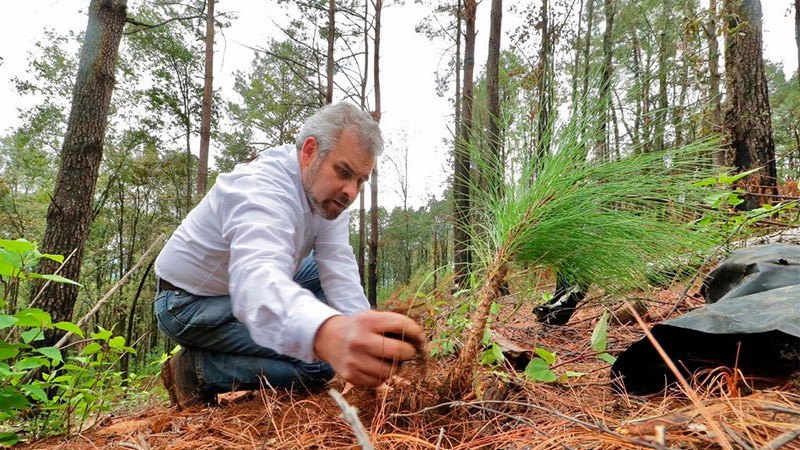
[154,102,424,408]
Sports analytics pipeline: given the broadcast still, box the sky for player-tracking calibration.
[0,0,797,212]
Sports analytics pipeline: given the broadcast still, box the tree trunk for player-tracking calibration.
[357,0,369,289]
[598,0,614,160]
[795,0,799,90]
[723,0,777,210]
[536,0,551,164]
[581,0,595,104]
[571,0,584,114]
[486,0,503,191]
[196,0,214,199]
[654,1,669,153]
[707,0,724,165]
[34,0,127,345]
[121,259,153,386]
[454,0,477,289]
[326,0,335,104]
[368,0,382,308]
[673,1,691,149]
[455,0,463,137]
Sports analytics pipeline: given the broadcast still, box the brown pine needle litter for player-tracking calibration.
[18,287,800,450]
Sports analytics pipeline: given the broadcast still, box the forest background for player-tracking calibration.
[0,0,798,444]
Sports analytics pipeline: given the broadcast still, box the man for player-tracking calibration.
[154,102,424,409]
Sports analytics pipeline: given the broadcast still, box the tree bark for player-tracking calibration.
[34,0,127,345]
[598,0,614,160]
[454,0,477,289]
[571,0,584,114]
[368,0,382,308]
[654,0,669,153]
[723,0,778,210]
[196,0,214,199]
[326,0,335,104]
[580,0,595,105]
[707,0,724,165]
[121,258,154,386]
[536,0,551,164]
[455,0,462,137]
[795,0,799,90]
[486,0,503,191]
[357,0,369,289]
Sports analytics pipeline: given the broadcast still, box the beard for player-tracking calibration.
[303,159,350,220]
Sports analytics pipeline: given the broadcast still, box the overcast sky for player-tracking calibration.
[0,1,796,211]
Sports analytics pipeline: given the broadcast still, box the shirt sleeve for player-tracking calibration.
[221,182,341,363]
[314,210,371,315]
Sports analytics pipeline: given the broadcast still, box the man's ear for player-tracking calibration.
[300,137,318,169]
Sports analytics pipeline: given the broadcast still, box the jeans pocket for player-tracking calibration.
[164,290,198,314]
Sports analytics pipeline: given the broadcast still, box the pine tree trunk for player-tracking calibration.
[486,0,503,190]
[571,0,584,113]
[598,0,614,160]
[368,0,382,308]
[795,0,799,90]
[357,0,369,289]
[454,0,477,289]
[34,0,127,345]
[196,0,214,198]
[723,0,777,210]
[326,0,335,104]
[655,1,669,153]
[581,0,595,104]
[455,0,462,136]
[536,0,551,163]
[707,0,724,165]
[358,187,365,287]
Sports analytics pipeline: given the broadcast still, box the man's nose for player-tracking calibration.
[342,180,358,202]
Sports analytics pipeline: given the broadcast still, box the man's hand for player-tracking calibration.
[313,310,425,387]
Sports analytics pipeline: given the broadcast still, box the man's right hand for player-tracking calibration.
[313,310,426,387]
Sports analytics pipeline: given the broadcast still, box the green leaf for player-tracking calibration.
[15,357,48,371]
[523,358,557,382]
[79,342,102,356]
[37,347,62,363]
[22,384,48,403]
[108,336,125,349]
[14,308,52,328]
[21,328,44,344]
[0,362,11,377]
[718,167,760,184]
[0,314,18,331]
[40,253,64,263]
[535,347,556,365]
[563,371,587,378]
[60,364,87,372]
[0,238,33,253]
[590,312,609,353]
[54,321,84,338]
[596,352,617,364]
[91,326,112,341]
[0,388,29,411]
[123,346,137,355]
[0,431,20,446]
[492,343,504,363]
[0,347,20,360]
[28,272,81,286]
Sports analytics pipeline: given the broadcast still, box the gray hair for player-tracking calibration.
[295,102,383,158]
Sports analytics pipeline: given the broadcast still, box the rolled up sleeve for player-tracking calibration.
[314,211,370,315]
[221,184,340,363]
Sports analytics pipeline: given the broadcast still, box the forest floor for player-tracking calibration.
[16,271,800,449]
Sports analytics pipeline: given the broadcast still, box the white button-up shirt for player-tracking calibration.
[154,144,369,363]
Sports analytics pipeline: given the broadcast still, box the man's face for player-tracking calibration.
[300,128,375,220]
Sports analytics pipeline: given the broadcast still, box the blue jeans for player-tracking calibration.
[154,253,335,394]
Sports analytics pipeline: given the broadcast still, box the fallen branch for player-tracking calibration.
[54,233,166,349]
[329,388,374,450]
[759,428,800,450]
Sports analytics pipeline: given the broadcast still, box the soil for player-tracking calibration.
[16,281,800,449]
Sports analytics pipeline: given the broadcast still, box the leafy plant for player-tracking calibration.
[0,239,139,446]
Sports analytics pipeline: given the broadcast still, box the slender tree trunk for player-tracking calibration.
[454,0,477,289]
[368,0,382,308]
[326,0,335,104]
[707,0,724,165]
[598,0,614,160]
[581,0,595,104]
[631,28,643,149]
[673,2,691,149]
[723,0,777,210]
[795,0,799,89]
[121,259,153,386]
[455,0,463,138]
[486,0,503,191]
[536,0,551,164]
[34,0,127,345]
[358,0,369,289]
[655,1,669,153]
[571,0,584,114]
[196,0,214,199]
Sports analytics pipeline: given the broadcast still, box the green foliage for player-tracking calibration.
[0,245,144,445]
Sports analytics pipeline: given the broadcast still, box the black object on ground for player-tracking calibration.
[612,244,800,395]
[535,274,587,325]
